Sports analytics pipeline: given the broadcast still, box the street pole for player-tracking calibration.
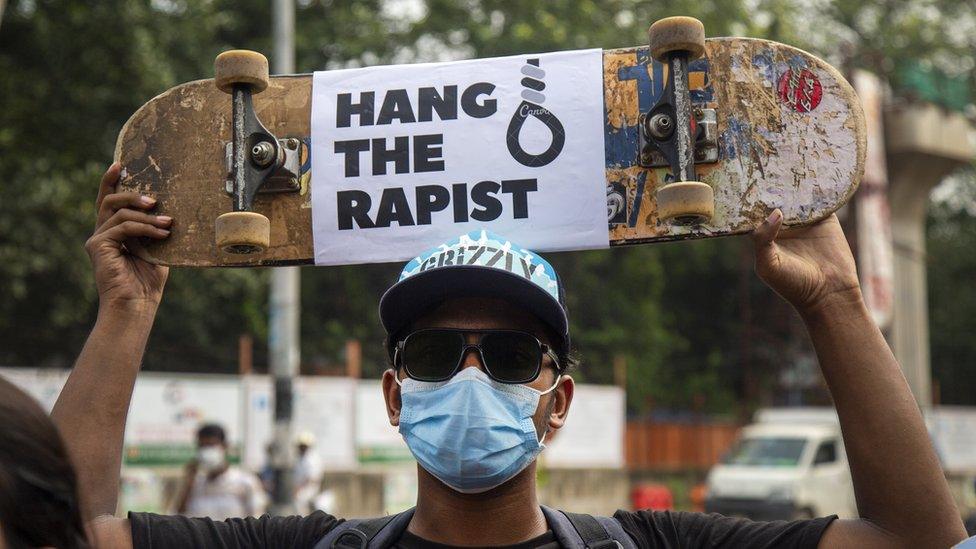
[269,0,299,515]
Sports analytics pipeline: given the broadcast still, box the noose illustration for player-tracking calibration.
[506,58,566,167]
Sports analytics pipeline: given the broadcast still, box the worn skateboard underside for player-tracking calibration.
[115,37,864,267]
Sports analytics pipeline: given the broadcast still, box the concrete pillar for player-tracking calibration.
[885,103,973,407]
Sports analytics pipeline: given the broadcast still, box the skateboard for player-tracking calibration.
[115,17,865,267]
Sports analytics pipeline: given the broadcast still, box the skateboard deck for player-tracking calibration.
[115,37,865,267]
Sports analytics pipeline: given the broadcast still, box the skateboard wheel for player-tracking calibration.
[215,211,271,254]
[657,181,714,225]
[648,17,706,62]
[214,50,270,94]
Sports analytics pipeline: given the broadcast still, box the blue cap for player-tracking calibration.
[379,230,570,357]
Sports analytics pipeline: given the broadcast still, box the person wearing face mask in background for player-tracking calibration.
[173,423,267,520]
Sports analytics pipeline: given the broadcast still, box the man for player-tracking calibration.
[173,423,267,520]
[54,164,966,547]
[293,431,324,514]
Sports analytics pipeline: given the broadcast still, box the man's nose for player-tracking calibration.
[458,344,485,372]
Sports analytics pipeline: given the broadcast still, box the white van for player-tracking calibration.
[704,408,856,520]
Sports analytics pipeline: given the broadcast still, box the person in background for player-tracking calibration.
[174,423,267,520]
[293,431,324,514]
[258,442,276,497]
[0,375,88,549]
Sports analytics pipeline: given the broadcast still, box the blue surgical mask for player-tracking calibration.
[397,367,560,494]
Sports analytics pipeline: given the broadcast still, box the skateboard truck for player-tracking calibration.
[642,16,715,226]
[640,107,717,168]
[213,49,297,255]
[223,138,301,196]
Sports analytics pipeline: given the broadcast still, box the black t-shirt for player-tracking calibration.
[128,509,836,548]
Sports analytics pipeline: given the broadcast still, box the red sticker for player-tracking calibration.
[777,69,822,112]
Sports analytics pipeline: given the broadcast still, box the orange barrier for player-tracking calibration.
[625,420,741,471]
[689,483,708,512]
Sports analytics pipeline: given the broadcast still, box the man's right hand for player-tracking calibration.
[86,163,171,308]
[184,458,199,478]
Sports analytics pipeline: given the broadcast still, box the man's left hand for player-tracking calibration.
[752,210,862,316]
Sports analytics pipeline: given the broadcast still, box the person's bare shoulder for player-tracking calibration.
[88,516,133,549]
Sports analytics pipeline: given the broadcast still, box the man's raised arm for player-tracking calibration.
[51,164,172,544]
[752,210,966,548]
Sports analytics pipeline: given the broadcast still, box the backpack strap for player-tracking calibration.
[540,506,636,549]
[562,512,621,549]
[591,515,637,549]
[313,508,415,549]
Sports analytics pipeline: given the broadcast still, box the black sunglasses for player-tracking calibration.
[394,328,561,384]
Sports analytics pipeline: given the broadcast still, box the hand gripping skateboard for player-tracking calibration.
[115,16,865,267]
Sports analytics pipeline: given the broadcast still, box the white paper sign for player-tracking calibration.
[243,376,358,471]
[927,407,976,473]
[311,49,608,265]
[545,384,625,468]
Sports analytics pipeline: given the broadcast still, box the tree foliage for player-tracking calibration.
[928,174,976,405]
[0,0,972,413]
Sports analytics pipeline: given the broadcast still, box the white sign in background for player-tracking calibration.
[355,380,412,463]
[928,407,976,474]
[311,49,608,265]
[544,384,626,468]
[243,376,358,471]
[9,368,976,475]
[0,368,625,470]
[124,374,242,455]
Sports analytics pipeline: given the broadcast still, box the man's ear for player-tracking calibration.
[546,375,575,433]
[381,369,402,426]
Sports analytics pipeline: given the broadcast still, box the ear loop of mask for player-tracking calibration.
[538,374,561,395]
[391,346,453,388]
[393,347,405,387]
[536,374,562,445]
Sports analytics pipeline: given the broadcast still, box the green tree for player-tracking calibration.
[0,0,409,372]
[928,174,976,405]
[1,0,973,414]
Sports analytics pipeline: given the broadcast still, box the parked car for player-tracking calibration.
[704,408,856,520]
